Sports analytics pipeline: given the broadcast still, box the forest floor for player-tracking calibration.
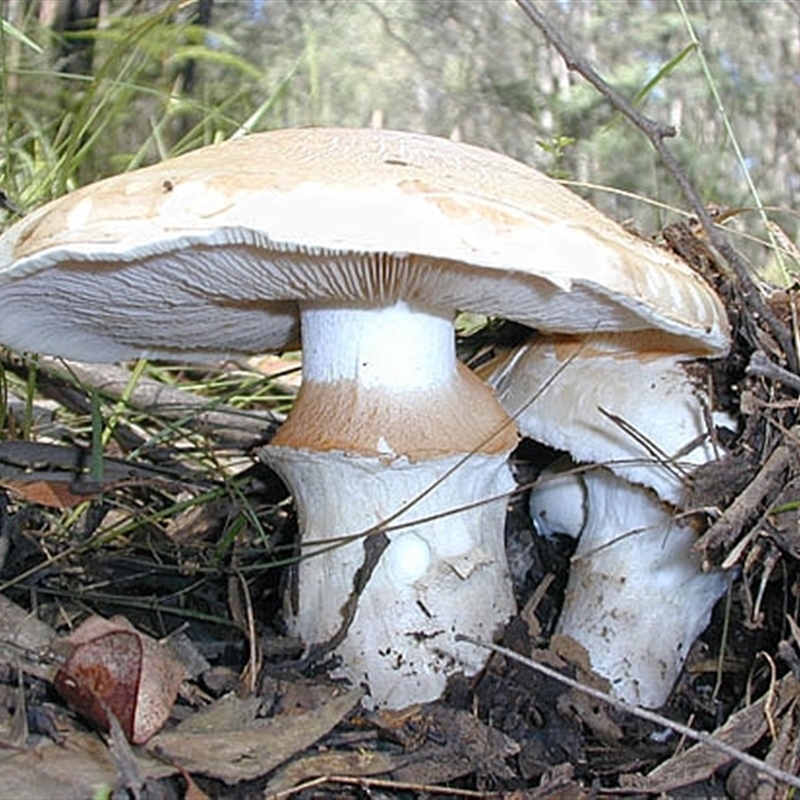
[0,221,798,799]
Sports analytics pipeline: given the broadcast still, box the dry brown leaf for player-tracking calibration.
[0,593,57,682]
[53,615,185,745]
[171,691,262,734]
[0,478,96,509]
[724,708,800,800]
[0,677,28,752]
[389,705,519,786]
[148,687,364,784]
[753,707,800,800]
[544,634,623,744]
[248,353,303,390]
[0,729,172,799]
[621,672,799,793]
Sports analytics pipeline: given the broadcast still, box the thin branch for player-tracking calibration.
[514,0,798,372]
[515,0,676,143]
[460,635,800,792]
[747,350,800,394]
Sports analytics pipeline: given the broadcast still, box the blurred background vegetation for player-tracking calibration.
[2,0,798,266]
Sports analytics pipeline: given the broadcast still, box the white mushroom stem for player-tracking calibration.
[270,449,514,709]
[300,301,455,390]
[486,332,731,706]
[530,466,727,708]
[261,300,517,709]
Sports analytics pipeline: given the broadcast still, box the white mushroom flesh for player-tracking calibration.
[488,331,730,707]
[489,332,729,504]
[529,466,727,708]
[261,299,517,708]
[269,447,514,709]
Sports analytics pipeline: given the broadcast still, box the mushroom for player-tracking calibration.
[0,128,728,708]
[488,331,732,707]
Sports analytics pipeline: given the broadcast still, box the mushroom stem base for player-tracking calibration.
[545,467,727,708]
[261,445,516,710]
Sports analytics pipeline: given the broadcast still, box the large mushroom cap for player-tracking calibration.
[0,128,727,361]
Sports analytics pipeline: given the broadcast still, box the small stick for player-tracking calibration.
[459,635,800,792]
[36,357,282,445]
[746,350,800,394]
[693,441,794,567]
[267,774,495,799]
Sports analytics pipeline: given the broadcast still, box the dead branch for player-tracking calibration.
[694,435,798,567]
[461,635,800,793]
[36,357,282,447]
[514,0,798,372]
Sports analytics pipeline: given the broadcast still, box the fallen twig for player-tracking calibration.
[693,438,796,567]
[36,357,282,446]
[267,774,497,800]
[747,350,800,394]
[460,635,800,792]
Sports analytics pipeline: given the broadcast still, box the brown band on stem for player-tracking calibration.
[271,362,517,460]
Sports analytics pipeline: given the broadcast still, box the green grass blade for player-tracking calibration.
[676,0,787,282]
[633,42,696,105]
[0,18,43,54]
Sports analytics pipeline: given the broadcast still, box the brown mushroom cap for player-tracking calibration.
[0,128,728,361]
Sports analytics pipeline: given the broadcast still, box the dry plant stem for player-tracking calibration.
[267,775,494,800]
[694,439,795,567]
[37,357,282,445]
[514,0,797,371]
[515,0,675,142]
[460,636,800,792]
[305,532,390,666]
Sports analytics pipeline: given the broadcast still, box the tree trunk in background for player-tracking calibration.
[3,1,26,96]
[172,0,215,145]
[40,0,102,76]
[178,0,214,95]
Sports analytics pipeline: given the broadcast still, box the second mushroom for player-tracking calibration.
[487,331,732,707]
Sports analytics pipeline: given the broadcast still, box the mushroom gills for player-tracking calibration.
[0,128,732,711]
